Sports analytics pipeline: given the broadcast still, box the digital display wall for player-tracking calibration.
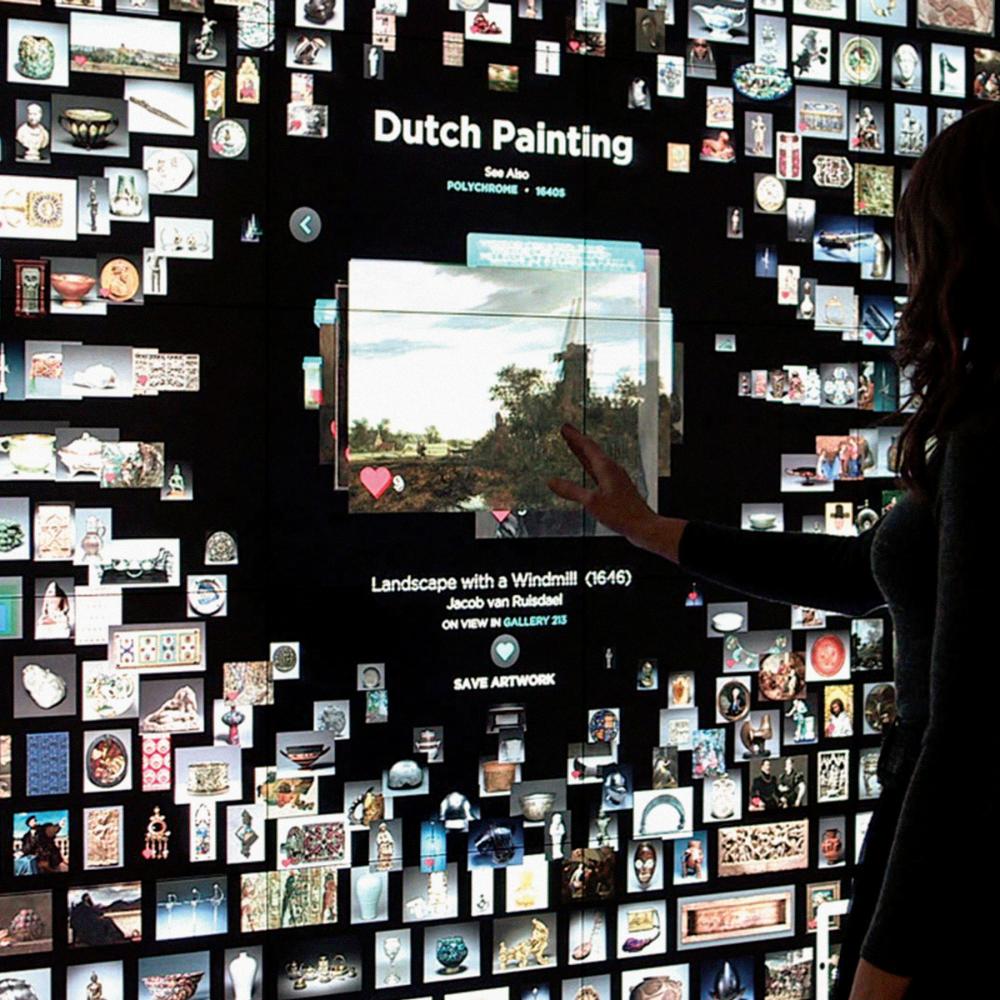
[0,1,994,999]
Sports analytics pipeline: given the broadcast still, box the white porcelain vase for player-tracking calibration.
[228,950,258,1000]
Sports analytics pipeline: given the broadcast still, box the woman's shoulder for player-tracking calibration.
[934,399,999,464]
[929,399,996,506]
[952,398,1000,437]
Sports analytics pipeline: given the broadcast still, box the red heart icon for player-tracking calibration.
[360,466,392,499]
[329,420,337,439]
[492,510,511,523]
[344,447,351,462]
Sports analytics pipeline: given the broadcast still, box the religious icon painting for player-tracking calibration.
[823,685,855,739]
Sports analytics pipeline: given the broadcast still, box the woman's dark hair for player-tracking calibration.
[894,101,1000,498]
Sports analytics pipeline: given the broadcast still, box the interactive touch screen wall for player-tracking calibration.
[0,1,993,999]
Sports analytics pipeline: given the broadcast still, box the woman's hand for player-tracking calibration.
[847,959,912,1000]
[547,424,659,546]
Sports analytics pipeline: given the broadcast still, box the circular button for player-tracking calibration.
[289,207,322,242]
[490,633,520,668]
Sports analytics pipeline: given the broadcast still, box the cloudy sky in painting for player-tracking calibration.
[348,260,649,441]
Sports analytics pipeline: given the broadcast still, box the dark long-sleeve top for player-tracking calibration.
[675,402,995,976]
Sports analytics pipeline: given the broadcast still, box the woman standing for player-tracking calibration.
[549,103,1000,998]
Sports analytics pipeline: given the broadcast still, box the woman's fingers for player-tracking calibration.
[547,476,594,506]
[561,424,612,481]
[560,424,597,480]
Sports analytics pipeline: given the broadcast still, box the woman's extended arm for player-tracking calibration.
[548,424,885,617]
[674,517,884,618]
